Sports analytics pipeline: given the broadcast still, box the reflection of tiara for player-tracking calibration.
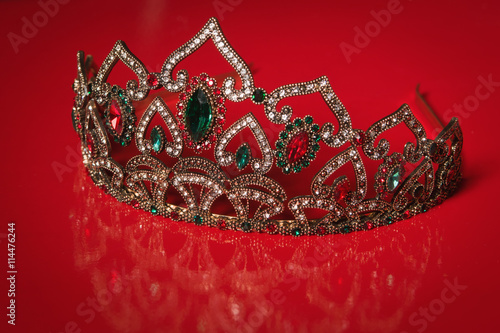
[72,17,463,236]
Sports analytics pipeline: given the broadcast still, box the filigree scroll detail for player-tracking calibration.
[228,174,286,221]
[393,158,435,211]
[288,196,343,224]
[94,41,150,103]
[125,155,171,208]
[362,104,427,163]
[171,158,227,212]
[83,100,110,159]
[311,146,367,204]
[89,157,125,195]
[214,113,273,174]
[136,97,183,157]
[160,17,254,101]
[264,76,352,148]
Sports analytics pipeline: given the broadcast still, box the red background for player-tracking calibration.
[1,0,499,332]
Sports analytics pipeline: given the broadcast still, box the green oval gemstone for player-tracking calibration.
[387,168,401,191]
[304,116,313,124]
[186,89,212,142]
[151,127,162,153]
[236,144,250,170]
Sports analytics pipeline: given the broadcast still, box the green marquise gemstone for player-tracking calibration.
[236,144,250,170]
[387,167,401,191]
[185,88,212,142]
[151,127,162,153]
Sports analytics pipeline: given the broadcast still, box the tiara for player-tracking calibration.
[71,17,463,236]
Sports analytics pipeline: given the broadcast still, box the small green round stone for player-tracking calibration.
[280,132,288,140]
[304,116,313,124]
[309,152,316,159]
[121,141,126,146]
[293,165,302,173]
[252,89,266,103]
[277,160,286,167]
[241,221,251,232]
[286,124,294,132]
[292,228,301,236]
[193,215,203,225]
[313,134,321,142]
[276,141,284,149]
[151,205,158,214]
[312,144,320,151]
[302,160,310,167]
[125,106,131,113]
[294,118,303,127]
[275,151,283,158]
[341,226,351,234]
[312,124,320,132]
[118,90,123,97]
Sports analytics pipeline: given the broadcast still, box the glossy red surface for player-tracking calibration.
[1,0,500,332]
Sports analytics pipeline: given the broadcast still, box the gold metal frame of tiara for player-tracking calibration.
[71,17,463,236]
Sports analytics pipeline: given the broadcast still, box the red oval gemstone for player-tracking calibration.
[109,100,123,134]
[286,131,309,163]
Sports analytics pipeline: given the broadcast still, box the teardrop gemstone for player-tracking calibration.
[185,89,212,143]
[151,127,162,153]
[286,131,309,163]
[236,145,250,170]
[109,100,123,135]
[387,167,401,191]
